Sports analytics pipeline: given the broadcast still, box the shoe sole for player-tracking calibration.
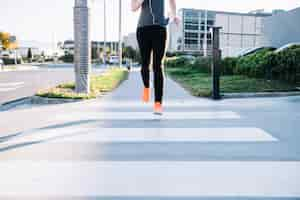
[153,112,163,115]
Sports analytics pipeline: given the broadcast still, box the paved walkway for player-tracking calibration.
[0,70,300,199]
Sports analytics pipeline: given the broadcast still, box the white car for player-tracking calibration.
[109,56,120,65]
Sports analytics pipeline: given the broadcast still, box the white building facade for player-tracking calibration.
[168,9,271,57]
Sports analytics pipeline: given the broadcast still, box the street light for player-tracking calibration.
[74,0,91,94]
[103,0,107,67]
[118,0,122,68]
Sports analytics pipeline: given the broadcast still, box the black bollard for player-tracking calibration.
[211,27,222,100]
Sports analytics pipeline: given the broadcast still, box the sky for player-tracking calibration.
[0,0,299,45]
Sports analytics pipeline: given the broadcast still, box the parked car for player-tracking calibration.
[275,43,300,53]
[237,46,276,57]
[0,58,4,69]
[109,56,120,65]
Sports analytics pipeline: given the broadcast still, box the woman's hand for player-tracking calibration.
[131,0,144,12]
[172,16,180,26]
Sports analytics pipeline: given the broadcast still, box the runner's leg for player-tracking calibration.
[137,28,152,88]
[152,26,167,103]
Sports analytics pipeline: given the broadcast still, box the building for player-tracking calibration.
[168,8,271,57]
[262,7,300,48]
[17,40,59,58]
[123,33,139,50]
[62,40,121,55]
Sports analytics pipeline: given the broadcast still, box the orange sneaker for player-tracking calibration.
[142,88,150,103]
[154,102,163,115]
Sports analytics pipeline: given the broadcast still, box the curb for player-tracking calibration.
[0,97,32,111]
[0,66,39,72]
[30,96,83,105]
[0,96,83,111]
[222,91,300,99]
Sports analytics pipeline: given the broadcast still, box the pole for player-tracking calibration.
[103,0,107,67]
[118,0,122,68]
[211,26,222,100]
[14,49,17,65]
[74,0,91,94]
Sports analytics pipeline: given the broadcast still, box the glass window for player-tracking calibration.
[185,18,198,24]
[207,20,214,26]
[185,39,198,45]
[185,32,199,38]
[207,12,215,20]
[185,25,199,31]
[201,12,205,18]
[185,11,199,18]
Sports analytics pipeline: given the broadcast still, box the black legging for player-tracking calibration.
[137,25,167,103]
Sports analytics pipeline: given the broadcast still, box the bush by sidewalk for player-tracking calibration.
[36,68,128,99]
[219,46,300,83]
[165,53,300,97]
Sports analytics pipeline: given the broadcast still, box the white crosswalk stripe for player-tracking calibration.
[0,128,278,145]
[56,111,241,120]
[0,161,299,197]
[0,96,297,198]
[0,82,24,92]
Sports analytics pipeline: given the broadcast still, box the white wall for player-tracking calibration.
[216,13,264,57]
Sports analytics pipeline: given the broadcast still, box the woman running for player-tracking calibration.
[131,0,179,115]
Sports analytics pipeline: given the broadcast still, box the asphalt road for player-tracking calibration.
[0,71,300,199]
[0,64,104,105]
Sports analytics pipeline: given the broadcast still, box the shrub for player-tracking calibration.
[165,57,189,68]
[191,57,212,73]
[221,57,238,75]
[235,48,274,78]
[3,58,22,65]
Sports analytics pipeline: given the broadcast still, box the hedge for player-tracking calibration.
[165,45,300,83]
[165,56,212,73]
[2,58,22,65]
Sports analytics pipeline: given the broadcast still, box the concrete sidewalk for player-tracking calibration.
[0,70,300,199]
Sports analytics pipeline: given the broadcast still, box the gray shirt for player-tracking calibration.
[137,0,168,28]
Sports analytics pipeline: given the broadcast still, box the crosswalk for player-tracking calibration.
[0,98,299,199]
[0,82,24,92]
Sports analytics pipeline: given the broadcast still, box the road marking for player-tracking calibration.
[4,127,277,144]
[73,100,274,109]
[56,111,241,121]
[0,161,299,197]
[56,127,278,142]
[0,82,24,87]
[0,86,24,92]
[0,82,24,92]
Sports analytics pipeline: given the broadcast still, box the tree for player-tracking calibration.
[27,48,33,63]
[123,46,141,63]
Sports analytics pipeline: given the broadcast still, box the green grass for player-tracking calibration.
[166,66,299,97]
[36,68,128,99]
[2,65,18,70]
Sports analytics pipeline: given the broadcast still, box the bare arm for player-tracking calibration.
[169,0,177,18]
[169,0,180,25]
[131,0,143,12]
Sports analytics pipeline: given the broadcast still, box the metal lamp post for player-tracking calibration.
[118,0,123,68]
[74,0,91,94]
[211,26,222,100]
[103,0,107,67]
